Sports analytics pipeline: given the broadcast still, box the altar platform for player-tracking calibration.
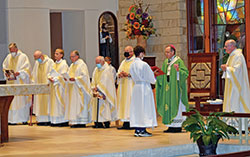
[1,117,249,157]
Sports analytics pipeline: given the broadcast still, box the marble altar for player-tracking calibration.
[0,84,50,143]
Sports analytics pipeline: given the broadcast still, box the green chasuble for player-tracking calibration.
[156,56,189,125]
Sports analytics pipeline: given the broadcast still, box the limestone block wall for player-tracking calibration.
[118,0,188,67]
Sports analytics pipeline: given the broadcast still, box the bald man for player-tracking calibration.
[221,39,250,113]
[116,46,135,129]
[91,56,117,128]
[32,50,54,126]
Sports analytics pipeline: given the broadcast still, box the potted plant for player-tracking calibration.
[182,109,238,156]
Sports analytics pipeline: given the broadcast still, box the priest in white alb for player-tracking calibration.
[91,56,117,128]
[2,43,31,124]
[65,50,92,128]
[32,50,54,126]
[116,46,135,129]
[48,48,69,127]
[221,39,250,113]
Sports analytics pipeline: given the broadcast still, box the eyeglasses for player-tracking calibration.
[224,45,231,48]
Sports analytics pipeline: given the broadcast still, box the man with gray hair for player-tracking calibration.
[32,50,54,126]
[3,43,31,124]
[65,50,92,128]
[221,39,250,113]
[91,56,117,128]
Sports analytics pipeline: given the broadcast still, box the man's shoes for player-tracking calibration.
[37,122,51,126]
[104,121,110,128]
[8,123,17,125]
[134,130,152,137]
[59,122,69,127]
[164,127,182,133]
[117,122,133,130]
[92,122,104,128]
[22,122,28,125]
[134,130,140,137]
[70,124,86,128]
[139,130,152,137]
[51,122,69,127]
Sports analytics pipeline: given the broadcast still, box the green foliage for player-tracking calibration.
[182,109,238,146]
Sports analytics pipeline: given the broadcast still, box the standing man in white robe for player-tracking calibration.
[116,46,135,129]
[221,39,250,113]
[2,43,31,124]
[65,50,92,128]
[48,49,69,127]
[129,46,157,137]
[32,50,54,126]
[91,56,117,128]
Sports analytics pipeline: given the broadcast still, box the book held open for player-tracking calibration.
[4,69,16,80]
[151,66,165,77]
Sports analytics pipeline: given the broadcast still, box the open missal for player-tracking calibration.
[151,66,165,77]
[4,69,16,80]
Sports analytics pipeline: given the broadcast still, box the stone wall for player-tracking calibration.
[118,0,188,67]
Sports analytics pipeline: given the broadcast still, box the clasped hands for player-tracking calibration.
[118,71,130,78]
[221,64,227,71]
[48,77,72,82]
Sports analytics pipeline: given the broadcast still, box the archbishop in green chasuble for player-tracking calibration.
[156,45,189,132]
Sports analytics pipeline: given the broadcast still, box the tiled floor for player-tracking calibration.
[0,118,240,157]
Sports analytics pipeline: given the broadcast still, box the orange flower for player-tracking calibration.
[133,22,140,29]
[130,13,135,20]
[128,5,135,13]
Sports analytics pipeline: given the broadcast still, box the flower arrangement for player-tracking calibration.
[124,0,157,40]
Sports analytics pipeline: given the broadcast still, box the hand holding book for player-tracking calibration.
[4,69,16,80]
[151,66,165,77]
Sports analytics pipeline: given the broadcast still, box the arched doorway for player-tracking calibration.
[98,12,119,70]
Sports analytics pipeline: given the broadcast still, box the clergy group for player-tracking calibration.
[3,39,249,137]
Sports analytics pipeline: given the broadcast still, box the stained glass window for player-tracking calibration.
[187,0,205,53]
[216,0,245,24]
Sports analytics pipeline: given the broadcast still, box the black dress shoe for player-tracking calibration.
[51,122,69,127]
[22,122,28,125]
[117,122,132,130]
[51,123,60,127]
[8,123,17,125]
[70,124,86,128]
[104,121,110,128]
[59,122,69,127]
[92,122,104,128]
[164,127,182,133]
[37,122,51,126]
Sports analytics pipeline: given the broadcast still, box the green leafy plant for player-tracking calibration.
[182,109,238,146]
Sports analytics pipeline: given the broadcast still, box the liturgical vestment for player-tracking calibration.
[129,58,157,128]
[32,55,54,122]
[48,59,69,124]
[65,59,92,125]
[117,56,135,122]
[91,62,117,122]
[3,50,31,123]
[156,56,189,127]
[223,49,250,113]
